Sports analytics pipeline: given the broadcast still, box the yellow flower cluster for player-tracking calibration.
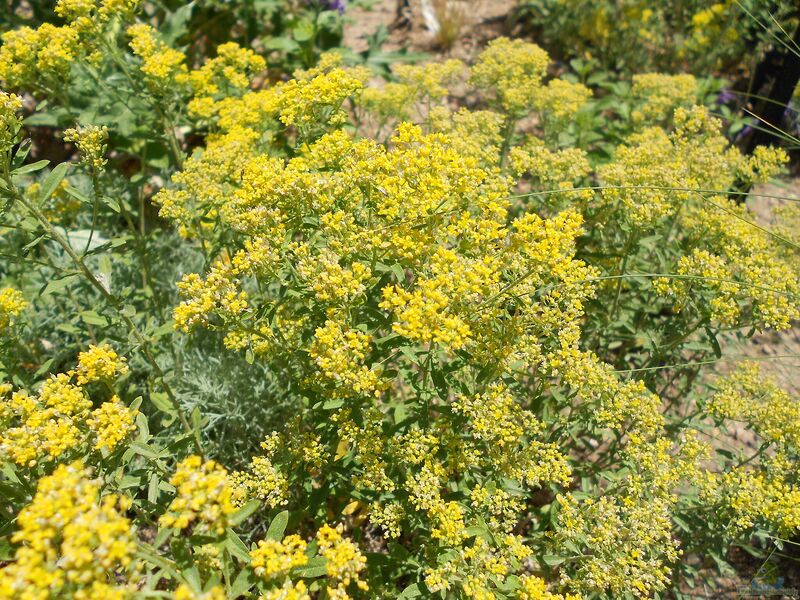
[282,55,369,128]
[470,37,549,116]
[160,456,238,535]
[87,397,138,451]
[0,357,136,466]
[600,105,787,227]
[231,450,290,509]
[64,125,109,171]
[250,535,308,580]
[0,287,26,332]
[0,24,79,90]
[517,575,580,600]
[0,1,138,91]
[333,407,394,491]
[56,0,139,28]
[369,502,404,539]
[316,523,368,599]
[631,73,698,123]
[552,492,679,597]
[310,320,382,398]
[127,23,188,91]
[0,91,22,151]
[710,363,800,448]
[261,580,311,600]
[186,42,266,117]
[173,584,227,600]
[425,536,533,598]
[0,461,135,599]
[361,59,462,121]
[75,342,129,385]
[688,1,738,50]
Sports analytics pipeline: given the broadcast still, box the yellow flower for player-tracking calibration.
[76,343,129,385]
[0,461,135,598]
[316,524,368,597]
[0,287,26,331]
[159,456,237,535]
[64,124,108,171]
[249,535,308,580]
[87,397,138,451]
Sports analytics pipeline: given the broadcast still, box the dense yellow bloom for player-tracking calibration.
[0,287,26,331]
[0,359,136,467]
[0,92,22,151]
[127,23,188,91]
[0,24,80,89]
[0,462,135,599]
[231,453,289,508]
[710,363,800,447]
[276,56,369,131]
[173,584,227,600]
[261,580,311,600]
[370,502,404,539]
[517,575,580,600]
[310,319,381,398]
[160,455,237,535]
[186,42,265,95]
[631,73,698,123]
[316,524,368,598]
[87,397,138,451]
[534,78,592,123]
[250,535,308,580]
[552,492,678,597]
[470,37,550,115]
[76,343,129,384]
[64,125,108,171]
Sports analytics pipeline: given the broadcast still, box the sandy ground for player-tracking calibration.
[344,0,516,59]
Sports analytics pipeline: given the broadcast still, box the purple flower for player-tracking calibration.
[316,0,346,13]
[716,88,737,105]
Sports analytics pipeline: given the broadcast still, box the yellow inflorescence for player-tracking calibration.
[316,524,369,599]
[0,352,136,467]
[87,397,138,452]
[250,535,308,580]
[0,287,26,332]
[127,23,188,91]
[64,125,109,171]
[0,461,136,599]
[0,92,23,151]
[75,343,129,385]
[160,455,237,535]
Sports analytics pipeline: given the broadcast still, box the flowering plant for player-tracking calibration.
[0,3,798,598]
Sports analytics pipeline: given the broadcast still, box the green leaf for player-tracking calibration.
[148,473,160,503]
[541,554,567,567]
[704,327,722,359]
[266,510,289,541]
[130,441,162,459]
[229,499,261,527]
[229,568,256,597]
[292,556,327,578]
[154,527,172,548]
[79,310,108,326]
[292,19,316,42]
[226,529,251,563]
[398,583,422,598]
[149,391,175,413]
[12,160,49,175]
[39,162,69,203]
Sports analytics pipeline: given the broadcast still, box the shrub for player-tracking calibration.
[0,3,798,597]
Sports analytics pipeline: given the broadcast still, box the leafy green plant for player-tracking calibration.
[0,3,799,598]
